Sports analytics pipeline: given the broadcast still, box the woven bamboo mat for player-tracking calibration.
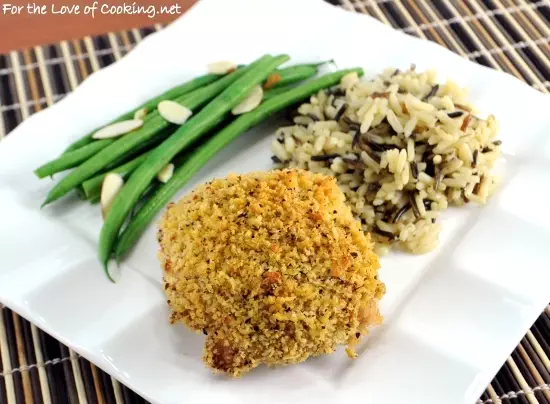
[1,1,549,403]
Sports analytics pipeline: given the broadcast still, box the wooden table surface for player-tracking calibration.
[0,0,197,53]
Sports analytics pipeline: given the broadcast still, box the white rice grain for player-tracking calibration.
[387,109,404,134]
[360,105,377,134]
[407,138,415,162]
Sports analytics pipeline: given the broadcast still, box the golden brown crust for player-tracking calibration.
[158,169,385,376]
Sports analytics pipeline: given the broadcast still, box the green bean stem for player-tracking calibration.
[114,67,363,261]
[99,54,288,272]
[62,73,223,154]
[41,66,251,206]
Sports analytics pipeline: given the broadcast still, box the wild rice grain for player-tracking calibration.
[343,116,361,131]
[410,162,419,180]
[307,113,321,122]
[334,104,348,122]
[311,153,340,162]
[447,111,464,118]
[422,84,439,101]
[360,151,382,172]
[393,203,411,223]
[460,114,471,131]
[415,193,427,217]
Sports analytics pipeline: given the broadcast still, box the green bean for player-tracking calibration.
[35,140,112,179]
[38,118,176,180]
[64,134,105,156]
[40,120,171,180]
[63,63,322,154]
[41,66,251,206]
[83,84,292,201]
[273,65,318,87]
[100,54,287,271]
[272,66,314,86]
[114,67,363,260]
[257,61,333,96]
[74,186,87,201]
[40,61,321,197]
[304,60,335,69]
[82,122,225,200]
[46,63,319,175]
[100,125,175,171]
[127,181,162,221]
[35,68,248,179]
[38,140,116,178]
[262,84,295,99]
[263,61,331,90]
[82,151,152,200]
[62,73,223,154]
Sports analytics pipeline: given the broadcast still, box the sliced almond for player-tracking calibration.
[207,60,237,75]
[92,119,143,139]
[157,163,174,183]
[134,107,148,120]
[101,173,124,219]
[158,101,192,125]
[231,85,263,115]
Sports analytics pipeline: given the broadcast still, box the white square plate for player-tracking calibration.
[1,0,549,403]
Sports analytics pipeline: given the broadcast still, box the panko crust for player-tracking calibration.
[158,169,385,376]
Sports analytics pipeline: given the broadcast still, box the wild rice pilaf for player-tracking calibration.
[159,169,384,376]
[272,66,501,254]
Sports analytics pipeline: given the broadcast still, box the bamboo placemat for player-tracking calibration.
[1,1,549,403]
